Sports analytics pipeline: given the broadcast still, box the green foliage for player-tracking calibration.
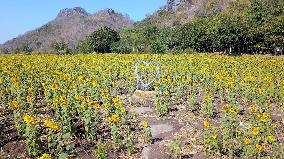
[263,15,284,50]
[169,137,182,157]
[76,39,93,54]
[24,123,41,156]
[76,27,120,54]
[51,39,71,54]
[111,41,132,54]
[14,44,33,54]
[94,143,107,159]
[114,0,283,55]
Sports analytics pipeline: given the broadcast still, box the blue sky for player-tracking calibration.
[0,0,167,44]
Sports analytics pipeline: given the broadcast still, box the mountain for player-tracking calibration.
[0,7,134,53]
[138,0,237,27]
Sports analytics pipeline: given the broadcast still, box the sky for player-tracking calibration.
[0,0,167,44]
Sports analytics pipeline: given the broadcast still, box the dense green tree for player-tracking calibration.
[111,40,132,54]
[76,27,120,53]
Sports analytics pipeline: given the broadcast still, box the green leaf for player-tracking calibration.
[66,143,75,151]
[58,153,68,159]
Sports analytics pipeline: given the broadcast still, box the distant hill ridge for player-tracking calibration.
[0,7,134,53]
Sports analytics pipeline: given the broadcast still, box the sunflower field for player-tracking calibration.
[0,54,283,158]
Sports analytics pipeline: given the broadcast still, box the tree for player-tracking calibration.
[77,27,120,53]
[51,38,71,54]
[14,44,33,54]
[263,15,284,51]
[111,40,132,54]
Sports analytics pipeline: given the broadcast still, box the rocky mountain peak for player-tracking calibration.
[57,7,89,18]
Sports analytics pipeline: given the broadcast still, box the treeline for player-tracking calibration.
[110,0,283,55]
[5,0,283,55]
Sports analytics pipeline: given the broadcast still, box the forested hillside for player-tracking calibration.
[113,0,283,54]
[0,7,133,53]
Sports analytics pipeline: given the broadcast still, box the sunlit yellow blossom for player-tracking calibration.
[265,102,270,108]
[120,107,126,113]
[205,93,213,100]
[111,114,120,122]
[91,81,98,87]
[229,107,235,113]
[74,94,80,100]
[258,88,265,94]
[39,153,52,159]
[256,144,262,151]
[112,97,119,103]
[244,137,251,145]
[259,112,269,122]
[164,90,169,95]
[23,114,37,124]
[9,101,20,109]
[28,87,35,94]
[129,77,134,81]
[89,101,100,109]
[252,127,260,135]
[268,135,276,142]
[103,103,110,108]
[203,120,210,128]
[41,82,47,87]
[221,105,229,111]
[212,133,217,139]
[249,106,257,113]
[259,116,267,122]
[11,77,17,83]
[262,112,269,118]
[26,96,32,103]
[59,95,67,105]
[51,83,57,91]
[44,120,60,131]
[142,121,149,127]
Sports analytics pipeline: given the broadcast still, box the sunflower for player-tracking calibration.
[111,114,120,123]
[120,107,126,113]
[142,121,149,127]
[211,133,217,139]
[203,120,210,128]
[229,107,235,113]
[28,87,35,94]
[268,135,276,142]
[44,120,60,131]
[26,96,32,103]
[221,105,229,111]
[23,114,37,124]
[256,144,262,151]
[252,127,260,135]
[258,88,265,94]
[249,106,257,113]
[9,101,20,109]
[244,137,251,145]
[39,153,52,159]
